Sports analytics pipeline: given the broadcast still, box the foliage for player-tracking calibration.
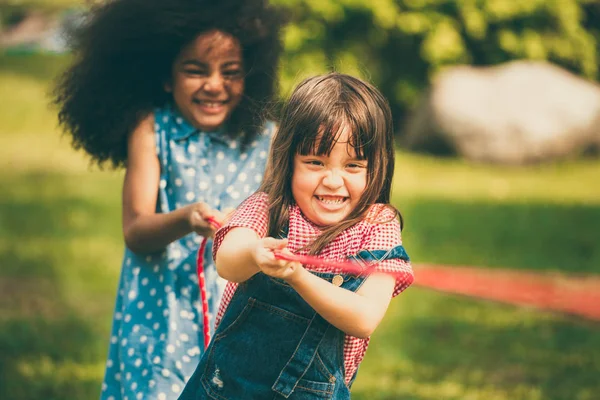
[273,0,600,124]
[3,1,600,126]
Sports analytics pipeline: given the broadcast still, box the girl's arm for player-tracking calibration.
[231,234,396,339]
[215,220,397,338]
[122,114,224,254]
[286,268,395,339]
[214,227,287,283]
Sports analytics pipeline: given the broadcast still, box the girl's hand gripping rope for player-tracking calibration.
[196,216,408,348]
[188,203,233,237]
[252,238,303,281]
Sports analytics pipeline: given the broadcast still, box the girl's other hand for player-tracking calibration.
[253,238,302,281]
[187,202,228,237]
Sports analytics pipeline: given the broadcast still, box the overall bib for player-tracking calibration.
[179,246,409,400]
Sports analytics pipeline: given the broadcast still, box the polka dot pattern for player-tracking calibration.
[100,106,276,399]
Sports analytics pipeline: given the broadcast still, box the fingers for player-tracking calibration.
[201,207,235,227]
[251,237,304,281]
[189,202,218,236]
[190,202,211,220]
[262,237,288,250]
[190,202,223,225]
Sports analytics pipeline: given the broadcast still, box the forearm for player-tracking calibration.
[124,206,192,254]
[287,268,388,339]
[215,229,261,282]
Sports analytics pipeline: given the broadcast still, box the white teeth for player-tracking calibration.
[198,101,224,108]
[317,196,344,204]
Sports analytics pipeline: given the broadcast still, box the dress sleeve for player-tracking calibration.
[360,205,414,298]
[212,192,269,261]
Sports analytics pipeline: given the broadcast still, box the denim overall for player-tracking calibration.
[179,247,409,400]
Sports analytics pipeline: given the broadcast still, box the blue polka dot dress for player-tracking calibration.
[100,105,274,400]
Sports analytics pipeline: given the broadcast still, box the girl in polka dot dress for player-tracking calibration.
[52,0,286,398]
[178,73,414,399]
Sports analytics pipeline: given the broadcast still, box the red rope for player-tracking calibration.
[196,237,211,349]
[195,216,409,348]
[272,251,412,279]
[195,217,221,349]
[272,251,374,276]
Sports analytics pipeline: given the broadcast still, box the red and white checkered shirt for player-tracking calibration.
[212,192,413,384]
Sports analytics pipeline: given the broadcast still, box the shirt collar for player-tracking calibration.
[290,205,323,234]
[167,104,233,145]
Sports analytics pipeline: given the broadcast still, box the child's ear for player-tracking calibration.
[164,81,173,93]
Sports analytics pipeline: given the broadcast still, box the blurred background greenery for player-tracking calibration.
[1,1,599,399]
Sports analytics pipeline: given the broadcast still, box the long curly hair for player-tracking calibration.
[53,0,287,168]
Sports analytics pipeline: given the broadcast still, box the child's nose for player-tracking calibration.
[204,73,225,92]
[322,169,344,188]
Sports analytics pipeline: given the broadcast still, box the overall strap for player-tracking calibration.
[271,275,365,398]
[352,245,410,264]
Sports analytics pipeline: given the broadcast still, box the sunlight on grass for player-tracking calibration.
[395,152,600,205]
[352,289,600,400]
[8,356,105,399]
[0,64,97,173]
[1,53,599,400]
[16,356,104,385]
[2,0,82,11]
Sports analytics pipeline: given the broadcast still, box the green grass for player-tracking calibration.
[353,288,600,400]
[1,53,599,399]
[1,0,83,12]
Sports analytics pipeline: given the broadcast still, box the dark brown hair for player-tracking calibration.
[53,0,287,168]
[260,72,400,254]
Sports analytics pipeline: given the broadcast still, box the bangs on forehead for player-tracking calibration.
[296,114,370,160]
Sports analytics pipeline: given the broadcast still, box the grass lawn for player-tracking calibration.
[1,53,599,399]
[352,288,600,400]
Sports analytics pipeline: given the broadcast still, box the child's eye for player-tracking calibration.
[223,69,244,79]
[304,160,323,166]
[184,69,207,76]
[347,162,366,170]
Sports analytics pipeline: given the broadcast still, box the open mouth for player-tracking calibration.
[193,99,228,108]
[315,195,348,205]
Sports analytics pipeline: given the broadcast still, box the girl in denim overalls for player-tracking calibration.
[179,73,414,399]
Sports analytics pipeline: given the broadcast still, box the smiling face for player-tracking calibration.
[291,124,368,227]
[166,30,245,131]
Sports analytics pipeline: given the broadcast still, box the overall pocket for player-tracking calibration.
[200,298,319,399]
[286,352,335,399]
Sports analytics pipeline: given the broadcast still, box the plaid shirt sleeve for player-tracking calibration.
[361,204,414,297]
[212,192,269,262]
[212,192,269,329]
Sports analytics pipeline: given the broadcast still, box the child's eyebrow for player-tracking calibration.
[180,60,243,68]
[181,60,205,67]
[221,61,243,67]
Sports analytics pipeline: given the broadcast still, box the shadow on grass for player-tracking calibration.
[398,197,600,274]
[353,289,600,400]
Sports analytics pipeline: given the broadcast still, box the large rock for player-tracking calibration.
[403,61,600,164]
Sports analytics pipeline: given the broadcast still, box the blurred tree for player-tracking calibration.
[274,0,600,132]
[3,0,599,132]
